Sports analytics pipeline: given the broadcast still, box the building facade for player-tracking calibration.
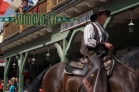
[1,0,139,92]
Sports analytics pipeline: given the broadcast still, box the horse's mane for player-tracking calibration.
[117,49,139,69]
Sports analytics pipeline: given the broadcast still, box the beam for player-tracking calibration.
[4,31,71,58]
[103,16,114,29]
[21,52,29,73]
[5,57,12,75]
[54,43,65,62]
[104,0,139,16]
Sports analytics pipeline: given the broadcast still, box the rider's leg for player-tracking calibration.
[83,57,108,92]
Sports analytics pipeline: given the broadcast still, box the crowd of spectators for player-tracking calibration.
[15,0,39,13]
[0,78,4,92]
[0,77,43,92]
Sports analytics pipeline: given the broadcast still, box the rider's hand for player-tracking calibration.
[104,43,113,51]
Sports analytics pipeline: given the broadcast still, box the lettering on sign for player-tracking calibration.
[60,10,93,31]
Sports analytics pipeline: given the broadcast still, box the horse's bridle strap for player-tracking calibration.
[109,51,139,77]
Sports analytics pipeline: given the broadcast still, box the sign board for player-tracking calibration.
[0,14,77,26]
[60,10,93,31]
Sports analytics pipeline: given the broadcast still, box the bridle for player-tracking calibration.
[109,51,139,77]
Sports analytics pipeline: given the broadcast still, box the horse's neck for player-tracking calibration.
[109,62,139,92]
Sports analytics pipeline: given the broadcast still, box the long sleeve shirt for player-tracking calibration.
[84,22,108,48]
[8,85,15,92]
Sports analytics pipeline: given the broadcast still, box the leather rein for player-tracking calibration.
[109,51,139,77]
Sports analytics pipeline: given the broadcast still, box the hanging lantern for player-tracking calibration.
[128,22,134,33]
[12,62,16,68]
[46,46,50,60]
[12,58,16,68]
[31,51,36,64]
[128,8,134,33]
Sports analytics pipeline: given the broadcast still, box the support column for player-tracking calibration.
[63,39,68,61]
[54,43,66,62]
[18,53,24,92]
[18,52,28,92]
[3,58,11,92]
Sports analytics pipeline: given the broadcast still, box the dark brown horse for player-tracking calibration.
[28,49,139,92]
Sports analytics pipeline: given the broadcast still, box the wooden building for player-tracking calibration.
[1,0,139,91]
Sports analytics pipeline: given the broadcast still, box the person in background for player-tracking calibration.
[21,0,38,12]
[6,84,10,92]
[15,0,38,13]
[14,78,18,92]
[28,0,38,6]
[39,85,43,92]
[24,78,31,91]
[0,78,3,92]
[8,77,16,92]
[6,79,12,91]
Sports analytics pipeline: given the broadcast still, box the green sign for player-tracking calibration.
[56,17,77,22]
[0,17,15,22]
[0,14,77,25]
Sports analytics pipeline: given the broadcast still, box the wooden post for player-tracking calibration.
[47,0,54,13]
[19,8,23,33]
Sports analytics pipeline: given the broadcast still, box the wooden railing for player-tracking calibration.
[3,0,48,41]
[3,0,67,41]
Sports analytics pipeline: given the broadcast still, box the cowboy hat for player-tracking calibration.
[90,7,111,21]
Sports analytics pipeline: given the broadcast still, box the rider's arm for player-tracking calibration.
[84,24,105,48]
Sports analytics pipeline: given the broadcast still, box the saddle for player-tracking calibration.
[64,55,115,76]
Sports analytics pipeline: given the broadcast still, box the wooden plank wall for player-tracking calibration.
[3,0,66,41]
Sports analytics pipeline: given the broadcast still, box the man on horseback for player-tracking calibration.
[80,7,113,92]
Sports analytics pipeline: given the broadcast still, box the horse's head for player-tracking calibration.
[119,49,139,71]
[109,49,139,92]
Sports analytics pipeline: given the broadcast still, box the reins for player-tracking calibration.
[109,51,139,77]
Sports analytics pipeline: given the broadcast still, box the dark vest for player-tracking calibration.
[80,22,108,57]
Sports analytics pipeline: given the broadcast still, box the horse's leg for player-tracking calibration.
[42,62,67,92]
